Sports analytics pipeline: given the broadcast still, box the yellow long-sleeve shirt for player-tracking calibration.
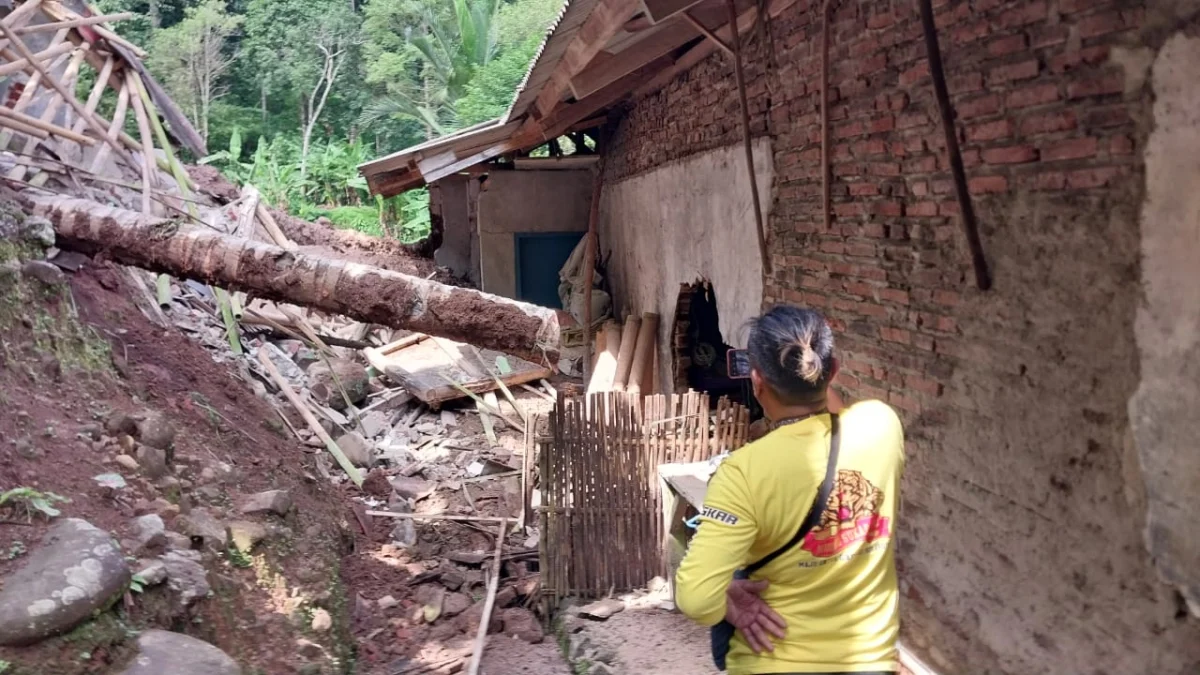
[676,401,904,674]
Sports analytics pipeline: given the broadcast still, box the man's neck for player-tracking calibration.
[765,398,827,423]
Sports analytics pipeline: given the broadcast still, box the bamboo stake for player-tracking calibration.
[257,347,364,488]
[0,22,137,170]
[73,54,114,135]
[255,202,297,250]
[723,0,770,276]
[14,12,135,34]
[363,512,508,523]
[0,104,93,145]
[467,519,508,675]
[0,41,75,77]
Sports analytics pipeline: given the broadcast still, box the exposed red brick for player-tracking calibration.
[983,145,1038,164]
[1007,83,1060,109]
[1078,10,1140,39]
[871,116,896,133]
[987,34,1028,57]
[968,175,1008,194]
[867,11,895,29]
[1109,135,1134,155]
[880,288,911,305]
[854,138,888,156]
[933,289,962,307]
[1085,106,1132,128]
[953,20,990,45]
[988,59,1040,83]
[911,180,929,196]
[899,62,930,86]
[957,94,1002,119]
[1033,172,1067,191]
[873,201,904,217]
[908,201,939,217]
[935,316,958,333]
[1066,166,1122,189]
[1020,110,1078,134]
[948,72,984,94]
[849,182,881,196]
[1067,74,1124,99]
[868,162,902,176]
[966,119,1014,142]
[994,1,1047,28]
[906,156,939,172]
[1043,137,1099,161]
[905,375,943,396]
[880,326,912,345]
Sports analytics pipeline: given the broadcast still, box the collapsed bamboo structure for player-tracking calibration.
[23,194,562,364]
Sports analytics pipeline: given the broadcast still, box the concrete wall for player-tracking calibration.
[477,169,593,299]
[431,175,479,286]
[1131,31,1200,619]
[602,0,1200,672]
[599,139,771,394]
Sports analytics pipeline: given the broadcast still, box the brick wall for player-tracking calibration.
[604,0,1200,672]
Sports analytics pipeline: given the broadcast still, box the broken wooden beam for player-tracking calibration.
[23,194,562,364]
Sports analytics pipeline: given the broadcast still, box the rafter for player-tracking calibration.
[569,16,700,100]
[532,0,643,119]
[640,0,706,24]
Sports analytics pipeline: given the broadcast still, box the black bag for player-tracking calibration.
[710,414,841,671]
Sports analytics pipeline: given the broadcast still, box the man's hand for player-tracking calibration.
[725,579,787,653]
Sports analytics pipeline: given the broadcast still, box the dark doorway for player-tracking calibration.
[514,231,584,308]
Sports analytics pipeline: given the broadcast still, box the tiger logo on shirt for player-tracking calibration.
[801,470,891,558]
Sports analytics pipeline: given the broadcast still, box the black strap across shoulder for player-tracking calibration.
[744,413,840,576]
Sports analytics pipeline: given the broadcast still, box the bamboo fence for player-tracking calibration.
[540,390,750,600]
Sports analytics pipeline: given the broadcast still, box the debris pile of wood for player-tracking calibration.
[586,312,660,396]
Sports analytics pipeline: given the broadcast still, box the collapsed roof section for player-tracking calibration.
[359,0,795,197]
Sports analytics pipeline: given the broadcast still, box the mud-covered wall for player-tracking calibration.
[430,175,480,286]
[1131,30,1200,620]
[598,140,772,394]
[477,169,593,299]
[602,0,1200,672]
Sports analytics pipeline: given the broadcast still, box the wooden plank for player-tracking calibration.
[365,335,552,407]
[640,0,706,23]
[466,519,508,675]
[568,16,699,100]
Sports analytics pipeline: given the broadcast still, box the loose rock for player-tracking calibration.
[0,518,131,646]
[132,514,167,554]
[390,520,417,547]
[578,598,625,620]
[377,595,399,610]
[133,410,177,450]
[336,432,373,468]
[117,629,240,675]
[136,445,170,479]
[229,520,268,552]
[237,489,293,516]
[135,560,168,587]
[311,608,333,632]
[175,508,228,552]
[20,260,66,286]
[161,550,210,607]
[115,454,140,472]
[501,607,544,644]
[390,476,433,501]
[308,359,370,410]
[442,592,471,618]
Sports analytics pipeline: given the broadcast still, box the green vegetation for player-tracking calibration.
[96,0,562,240]
[0,487,70,522]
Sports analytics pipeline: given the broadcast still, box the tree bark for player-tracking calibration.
[24,194,561,365]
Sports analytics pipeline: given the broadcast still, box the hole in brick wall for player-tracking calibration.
[671,281,760,417]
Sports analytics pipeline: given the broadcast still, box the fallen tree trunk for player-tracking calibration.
[25,194,560,364]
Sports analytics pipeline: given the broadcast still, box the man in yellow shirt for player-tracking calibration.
[676,306,904,674]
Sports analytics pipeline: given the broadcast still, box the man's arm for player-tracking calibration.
[675,461,758,626]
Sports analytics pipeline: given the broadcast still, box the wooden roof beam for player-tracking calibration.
[568,15,700,100]
[640,0,706,24]
[533,0,643,119]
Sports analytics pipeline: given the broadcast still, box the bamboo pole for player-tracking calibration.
[257,347,364,488]
[0,22,138,170]
[90,81,129,173]
[587,320,622,394]
[611,315,642,391]
[0,104,93,145]
[73,54,115,135]
[14,12,136,34]
[255,202,297,250]
[0,28,70,148]
[724,0,770,276]
[467,519,508,675]
[581,156,603,384]
[0,40,75,77]
[626,312,659,397]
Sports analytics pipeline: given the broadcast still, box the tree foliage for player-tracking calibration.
[126,0,561,239]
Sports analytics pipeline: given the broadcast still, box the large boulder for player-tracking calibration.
[118,629,241,675]
[0,519,131,646]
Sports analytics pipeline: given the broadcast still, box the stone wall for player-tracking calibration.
[601,0,1200,672]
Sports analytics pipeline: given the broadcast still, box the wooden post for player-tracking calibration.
[724,0,770,276]
[820,0,831,230]
[582,157,604,383]
[918,0,992,291]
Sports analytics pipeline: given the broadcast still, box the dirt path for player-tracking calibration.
[571,605,718,675]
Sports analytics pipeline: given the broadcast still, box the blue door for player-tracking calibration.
[514,232,585,309]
